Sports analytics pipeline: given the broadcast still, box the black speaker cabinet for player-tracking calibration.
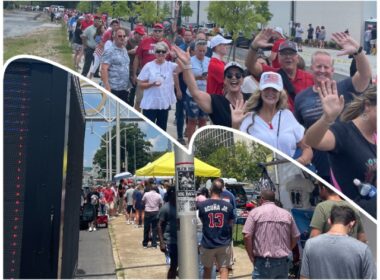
[4,59,85,278]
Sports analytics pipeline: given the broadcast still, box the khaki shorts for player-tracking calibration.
[106,201,114,210]
[200,244,232,268]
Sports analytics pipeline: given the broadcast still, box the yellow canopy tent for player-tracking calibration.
[135,152,221,177]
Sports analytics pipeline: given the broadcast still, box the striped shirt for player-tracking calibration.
[242,202,300,258]
[142,190,163,212]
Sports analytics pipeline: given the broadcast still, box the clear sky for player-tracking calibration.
[82,89,169,168]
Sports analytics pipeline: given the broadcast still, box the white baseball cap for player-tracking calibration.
[274,27,284,38]
[259,72,284,91]
[210,34,232,49]
[224,61,244,74]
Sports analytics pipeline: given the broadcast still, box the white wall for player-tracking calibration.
[294,1,376,43]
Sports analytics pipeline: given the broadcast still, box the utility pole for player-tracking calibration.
[174,146,198,278]
[133,138,136,173]
[108,101,112,181]
[116,103,121,175]
[196,1,200,28]
[176,1,182,29]
[124,129,128,172]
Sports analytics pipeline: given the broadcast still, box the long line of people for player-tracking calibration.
[69,13,376,219]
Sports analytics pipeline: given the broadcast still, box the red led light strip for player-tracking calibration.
[9,74,29,278]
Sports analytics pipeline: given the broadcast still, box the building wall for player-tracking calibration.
[293,1,376,43]
[187,1,376,44]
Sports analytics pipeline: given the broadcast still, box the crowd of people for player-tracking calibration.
[63,11,376,276]
[81,176,376,279]
[64,11,377,218]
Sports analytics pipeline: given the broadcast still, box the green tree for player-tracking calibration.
[253,1,273,29]
[207,1,271,60]
[133,1,161,26]
[113,1,131,19]
[160,2,171,18]
[181,1,193,22]
[93,123,153,178]
[76,1,91,13]
[96,1,113,17]
[196,141,271,182]
[194,137,222,163]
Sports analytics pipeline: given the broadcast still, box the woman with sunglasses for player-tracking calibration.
[231,72,313,166]
[172,45,250,127]
[137,41,180,131]
[304,81,376,218]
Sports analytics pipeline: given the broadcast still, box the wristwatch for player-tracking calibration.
[250,45,259,52]
[353,46,363,56]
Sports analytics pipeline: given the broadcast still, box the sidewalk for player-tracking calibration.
[108,215,253,279]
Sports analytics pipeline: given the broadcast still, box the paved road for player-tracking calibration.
[75,227,116,279]
[4,10,59,38]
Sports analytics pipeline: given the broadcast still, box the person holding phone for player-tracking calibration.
[137,42,181,131]
[185,40,211,139]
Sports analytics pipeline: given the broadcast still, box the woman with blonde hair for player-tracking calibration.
[304,81,376,218]
[232,71,313,166]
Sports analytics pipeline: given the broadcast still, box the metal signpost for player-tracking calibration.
[174,146,198,278]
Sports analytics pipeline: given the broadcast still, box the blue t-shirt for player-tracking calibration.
[294,78,357,178]
[198,199,235,249]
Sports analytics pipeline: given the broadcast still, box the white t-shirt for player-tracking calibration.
[138,60,178,110]
[240,109,304,157]
[241,76,259,94]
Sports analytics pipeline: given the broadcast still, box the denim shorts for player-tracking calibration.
[185,95,208,119]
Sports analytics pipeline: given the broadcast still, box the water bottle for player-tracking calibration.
[353,179,376,198]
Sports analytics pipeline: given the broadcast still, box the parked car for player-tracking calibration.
[225,182,248,208]
[235,32,254,48]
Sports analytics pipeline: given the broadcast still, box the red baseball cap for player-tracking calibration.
[153,23,164,29]
[134,26,145,35]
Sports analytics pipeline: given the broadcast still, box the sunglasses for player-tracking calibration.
[226,72,243,79]
[153,30,163,33]
[279,51,297,57]
[117,35,126,38]
[195,40,207,46]
[155,50,167,54]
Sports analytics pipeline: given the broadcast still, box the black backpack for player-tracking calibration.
[82,204,95,222]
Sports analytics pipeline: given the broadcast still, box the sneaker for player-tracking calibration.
[88,227,93,232]
[143,246,148,249]
[93,227,97,231]
[177,138,186,145]
[126,221,130,225]
[134,225,139,228]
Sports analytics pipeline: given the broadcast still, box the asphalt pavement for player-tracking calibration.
[75,227,117,279]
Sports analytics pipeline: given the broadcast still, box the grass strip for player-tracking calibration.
[4,20,74,69]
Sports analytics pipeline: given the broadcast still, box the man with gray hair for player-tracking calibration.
[294,31,371,183]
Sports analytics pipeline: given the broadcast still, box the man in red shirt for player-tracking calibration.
[270,27,287,68]
[206,34,232,95]
[132,23,172,111]
[103,185,115,218]
[246,28,314,111]
[81,13,93,31]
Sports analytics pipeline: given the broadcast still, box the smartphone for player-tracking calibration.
[202,72,208,77]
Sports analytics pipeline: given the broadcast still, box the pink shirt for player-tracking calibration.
[242,202,300,258]
[142,190,162,212]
